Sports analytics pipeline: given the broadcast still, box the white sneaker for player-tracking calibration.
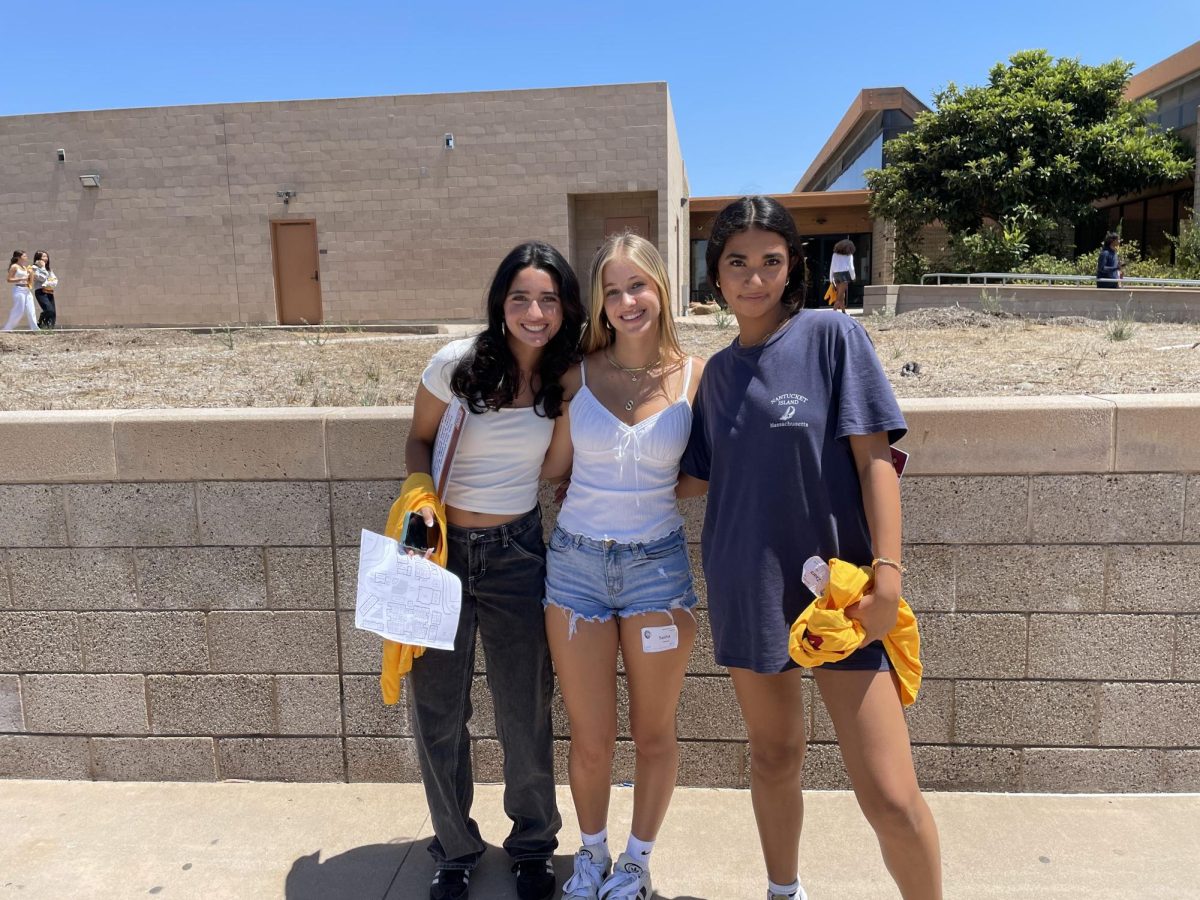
[598,853,653,899]
[562,846,611,899]
[767,885,808,900]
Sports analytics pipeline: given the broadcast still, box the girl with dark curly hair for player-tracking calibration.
[404,241,585,900]
[679,197,942,900]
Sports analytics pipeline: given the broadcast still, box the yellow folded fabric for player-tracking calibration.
[788,558,923,706]
[379,472,449,705]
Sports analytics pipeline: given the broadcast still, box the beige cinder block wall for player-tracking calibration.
[1,397,1197,790]
[863,284,1200,322]
[0,83,683,327]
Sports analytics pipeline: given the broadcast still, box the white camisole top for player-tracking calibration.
[556,357,693,543]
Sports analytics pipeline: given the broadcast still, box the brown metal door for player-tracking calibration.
[271,220,323,325]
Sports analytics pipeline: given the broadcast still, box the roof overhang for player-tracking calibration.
[1127,40,1200,100]
[689,189,872,214]
[794,88,928,193]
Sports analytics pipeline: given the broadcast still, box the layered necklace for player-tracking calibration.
[605,349,661,411]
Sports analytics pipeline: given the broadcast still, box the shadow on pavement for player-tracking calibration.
[285,841,418,900]
[286,840,710,899]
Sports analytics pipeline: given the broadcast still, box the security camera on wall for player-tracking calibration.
[56,149,66,162]
[444,133,455,150]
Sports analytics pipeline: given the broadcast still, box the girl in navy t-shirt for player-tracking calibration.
[679,197,943,900]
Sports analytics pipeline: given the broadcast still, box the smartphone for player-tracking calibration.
[890,446,910,480]
[400,512,431,554]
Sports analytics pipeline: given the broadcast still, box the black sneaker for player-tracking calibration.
[512,858,556,900]
[430,866,469,900]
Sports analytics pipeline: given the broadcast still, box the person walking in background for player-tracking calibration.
[403,241,585,900]
[829,238,856,313]
[678,197,942,900]
[540,233,703,900]
[1096,233,1123,288]
[4,250,39,332]
[31,251,57,328]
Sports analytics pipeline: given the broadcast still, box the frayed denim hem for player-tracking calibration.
[544,598,614,638]
[544,593,698,639]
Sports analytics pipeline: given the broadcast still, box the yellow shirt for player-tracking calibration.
[379,473,448,705]
[787,558,923,706]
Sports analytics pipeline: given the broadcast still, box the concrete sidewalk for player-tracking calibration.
[2,781,1197,899]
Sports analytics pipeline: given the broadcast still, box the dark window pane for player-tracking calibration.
[1145,194,1174,261]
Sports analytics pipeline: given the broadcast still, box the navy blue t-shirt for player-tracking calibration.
[681,311,906,673]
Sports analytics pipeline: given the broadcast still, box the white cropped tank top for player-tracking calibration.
[420,338,553,515]
[556,358,693,543]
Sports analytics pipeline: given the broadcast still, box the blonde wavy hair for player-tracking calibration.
[582,232,685,360]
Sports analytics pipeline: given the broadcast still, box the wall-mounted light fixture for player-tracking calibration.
[56,149,66,162]
[444,133,455,150]
[79,173,100,187]
[276,190,297,205]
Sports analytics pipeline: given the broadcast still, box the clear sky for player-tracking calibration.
[5,1,1194,196]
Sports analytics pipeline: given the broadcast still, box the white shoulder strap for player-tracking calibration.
[679,357,693,400]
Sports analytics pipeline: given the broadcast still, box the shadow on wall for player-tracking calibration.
[284,842,710,899]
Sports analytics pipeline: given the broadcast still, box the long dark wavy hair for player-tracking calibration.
[449,241,584,418]
[705,196,807,315]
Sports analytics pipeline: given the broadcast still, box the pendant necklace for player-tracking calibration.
[605,350,661,412]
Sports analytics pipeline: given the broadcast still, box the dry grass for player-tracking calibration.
[0,307,1197,411]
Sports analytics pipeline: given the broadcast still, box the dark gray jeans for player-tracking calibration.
[408,506,560,869]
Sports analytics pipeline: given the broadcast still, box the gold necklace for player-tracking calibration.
[738,312,790,348]
[604,350,660,383]
[605,351,660,412]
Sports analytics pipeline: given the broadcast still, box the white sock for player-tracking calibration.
[625,833,654,865]
[581,827,609,858]
[768,877,806,899]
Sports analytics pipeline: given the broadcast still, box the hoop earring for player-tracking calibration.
[714,279,721,288]
[501,322,507,335]
[785,278,790,286]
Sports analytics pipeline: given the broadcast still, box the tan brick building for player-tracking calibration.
[0,83,688,327]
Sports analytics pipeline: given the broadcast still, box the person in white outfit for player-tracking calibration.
[542,232,705,900]
[828,238,856,313]
[4,250,39,332]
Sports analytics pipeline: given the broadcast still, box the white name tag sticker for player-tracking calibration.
[801,556,830,597]
[641,624,679,654]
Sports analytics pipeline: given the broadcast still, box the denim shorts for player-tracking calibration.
[544,526,698,634]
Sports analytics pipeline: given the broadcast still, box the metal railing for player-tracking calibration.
[921,272,1200,288]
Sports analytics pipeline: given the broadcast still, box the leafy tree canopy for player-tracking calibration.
[867,50,1193,255]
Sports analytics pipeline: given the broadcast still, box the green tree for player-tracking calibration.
[867,50,1193,273]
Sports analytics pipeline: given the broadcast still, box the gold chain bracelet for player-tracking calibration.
[871,557,906,575]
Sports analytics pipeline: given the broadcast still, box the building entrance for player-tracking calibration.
[799,233,872,308]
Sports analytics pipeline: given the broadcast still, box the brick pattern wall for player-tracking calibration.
[0,84,673,327]
[1,400,1198,789]
[569,192,660,286]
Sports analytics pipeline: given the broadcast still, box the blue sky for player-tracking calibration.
[6,1,1194,196]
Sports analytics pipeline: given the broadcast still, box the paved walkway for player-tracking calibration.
[2,781,1197,899]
